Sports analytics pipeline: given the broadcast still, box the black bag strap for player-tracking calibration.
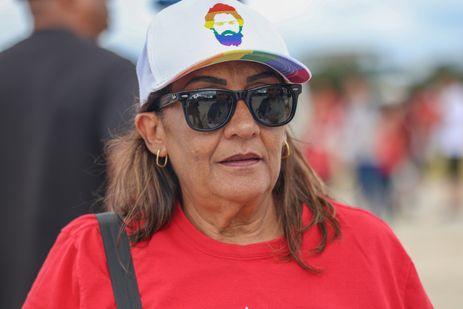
[96,212,143,309]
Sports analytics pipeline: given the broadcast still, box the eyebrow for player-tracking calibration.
[185,76,227,87]
[184,71,282,88]
[247,71,282,83]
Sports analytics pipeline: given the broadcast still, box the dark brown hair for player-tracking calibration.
[104,92,341,271]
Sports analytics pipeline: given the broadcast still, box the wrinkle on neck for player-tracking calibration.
[182,195,282,245]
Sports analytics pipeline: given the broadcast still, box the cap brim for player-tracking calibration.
[152,50,311,93]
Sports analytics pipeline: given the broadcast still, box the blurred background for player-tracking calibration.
[1,0,462,307]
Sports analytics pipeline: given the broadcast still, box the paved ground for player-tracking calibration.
[393,180,463,309]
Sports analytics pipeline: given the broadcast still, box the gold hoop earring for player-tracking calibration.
[156,149,168,168]
[282,140,291,159]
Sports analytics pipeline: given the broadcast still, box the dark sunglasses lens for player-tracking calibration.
[250,85,294,126]
[185,91,233,130]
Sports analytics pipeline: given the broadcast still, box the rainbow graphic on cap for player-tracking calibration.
[204,3,244,46]
[174,50,311,84]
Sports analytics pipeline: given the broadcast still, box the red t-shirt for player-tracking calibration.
[23,202,432,308]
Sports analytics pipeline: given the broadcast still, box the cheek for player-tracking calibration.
[172,138,208,163]
[162,109,218,174]
[168,137,219,193]
[269,150,282,181]
[263,130,286,176]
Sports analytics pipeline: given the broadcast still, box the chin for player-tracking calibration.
[214,180,273,203]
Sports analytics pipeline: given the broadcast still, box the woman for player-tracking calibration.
[24,0,432,308]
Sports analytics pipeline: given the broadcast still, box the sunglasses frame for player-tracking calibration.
[157,83,302,132]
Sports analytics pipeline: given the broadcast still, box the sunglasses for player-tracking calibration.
[155,83,302,132]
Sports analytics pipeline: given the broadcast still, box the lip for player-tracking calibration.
[219,152,262,167]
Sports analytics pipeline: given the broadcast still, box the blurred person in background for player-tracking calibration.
[341,75,395,220]
[303,78,345,183]
[397,87,440,217]
[405,87,440,171]
[434,71,463,218]
[0,0,137,307]
[23,0,431,308]
[375,103,409,219]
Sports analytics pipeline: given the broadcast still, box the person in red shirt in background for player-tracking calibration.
[303,79,345,183]
[374,104,409,220]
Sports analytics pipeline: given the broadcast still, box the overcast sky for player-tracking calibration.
[1,0,462,70]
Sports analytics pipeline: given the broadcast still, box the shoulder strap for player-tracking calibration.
[96,212,143,309]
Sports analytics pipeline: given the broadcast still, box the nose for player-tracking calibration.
[223,100,260,139]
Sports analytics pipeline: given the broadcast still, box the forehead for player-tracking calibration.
[213,13,237,22]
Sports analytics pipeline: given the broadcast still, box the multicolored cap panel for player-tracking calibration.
[174,50,311,84]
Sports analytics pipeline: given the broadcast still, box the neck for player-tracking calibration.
[33,19,73,34]
[182,194,282,245]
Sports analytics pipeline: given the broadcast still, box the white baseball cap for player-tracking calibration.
[136,0,311,105]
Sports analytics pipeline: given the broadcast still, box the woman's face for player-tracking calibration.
[158,62,287,204]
